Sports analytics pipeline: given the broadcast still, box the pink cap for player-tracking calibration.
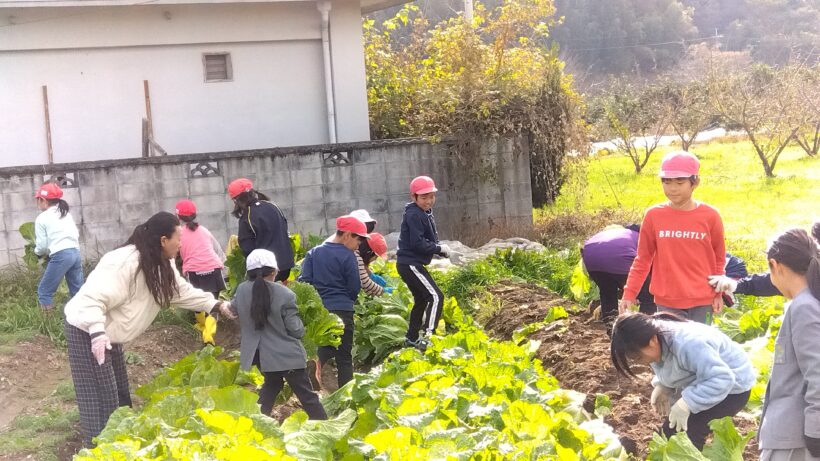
[659,151,699,178]
[336,215,370,238]
[227,178,253,198]
[35,183,63,199]
[175,199,196,217]
[410,176,437,195]
[366,232,388,258]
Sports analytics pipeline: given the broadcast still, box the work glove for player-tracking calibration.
[370,273,387,287]
[805,435,820,457]
[91,333,112,365]
[217,301,236,320]
[668,398,691,432]
[438,244,452,258]
[618,298,635,314]
[384,286,394,294]
[650,385,675,416]
[707,275,738,294]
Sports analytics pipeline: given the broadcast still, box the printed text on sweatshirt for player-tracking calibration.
[623,203,725,308]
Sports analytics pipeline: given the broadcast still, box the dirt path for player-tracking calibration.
[484,281,759,458]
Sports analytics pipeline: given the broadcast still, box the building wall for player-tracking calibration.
[0,0,371,168]
[0,138,533,267]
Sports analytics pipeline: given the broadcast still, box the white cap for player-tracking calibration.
[350,209,376,224]
[246,249,278,271]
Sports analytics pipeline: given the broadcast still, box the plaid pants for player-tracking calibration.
[65,322,132,447]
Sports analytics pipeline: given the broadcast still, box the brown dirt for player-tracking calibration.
[484,281,759,459]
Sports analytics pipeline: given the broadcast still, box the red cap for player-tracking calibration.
[35,183,63,200]
[410,176,438,195]
[367,232,388,258]
[227,178,253,198]
[336,215,370,238]
[659,151,700,178]
[175,199,196,217]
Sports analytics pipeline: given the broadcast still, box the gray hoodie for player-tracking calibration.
[760,289,820,450]
[651,320,756,413]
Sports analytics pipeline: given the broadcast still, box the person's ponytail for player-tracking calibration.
[249,267,275,330]
[808,256,820,301]
[49,198,69,218]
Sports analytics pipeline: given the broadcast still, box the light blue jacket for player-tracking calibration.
[651,320,756,413]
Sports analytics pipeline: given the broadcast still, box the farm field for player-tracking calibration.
[0,140,818,460]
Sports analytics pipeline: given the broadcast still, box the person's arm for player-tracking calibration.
[34,215,48,256]
[623,213,655,302]
[678,338,737,413]
[170,263,219,312]
[298,250,314,284]
[790,300,820,439]
[281,290,305,339]
[736,273,782,297]
[64,255,130,335]
[346,253,362,301]
[711,212,726,276]
[357,252,384,296]
[405,213,441,255]
[237,210,257,257]
[209,230,226,263]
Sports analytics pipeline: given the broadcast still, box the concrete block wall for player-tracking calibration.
[0,137,532,266]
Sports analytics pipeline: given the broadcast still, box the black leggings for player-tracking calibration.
[397,263,444,341]
[661,390,751,450]
[317,310,354,388]
[253,351,326,420]
[587,271,656,319]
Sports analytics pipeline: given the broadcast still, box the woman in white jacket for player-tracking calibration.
[64,211,235,447]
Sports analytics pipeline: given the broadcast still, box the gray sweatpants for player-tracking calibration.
[657,305,712,324]
[761,448,820,461]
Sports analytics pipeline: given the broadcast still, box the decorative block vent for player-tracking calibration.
[189,161,220,178]
[43,172,77,188]
[322,151,351,166]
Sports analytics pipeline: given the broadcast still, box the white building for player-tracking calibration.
[0,0,407,167]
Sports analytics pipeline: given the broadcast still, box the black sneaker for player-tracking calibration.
[404,337,428,352]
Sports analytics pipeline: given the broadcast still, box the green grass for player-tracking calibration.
[0,406,79,460]
[543,140,820,271]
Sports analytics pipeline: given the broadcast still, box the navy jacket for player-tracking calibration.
[298,242,361,311]
[237,201,295,271]
[397,203,442,266]
[736,273,781,297]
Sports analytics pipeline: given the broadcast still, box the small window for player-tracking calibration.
[203,53,232,82]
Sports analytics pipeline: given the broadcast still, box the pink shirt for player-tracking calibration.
[180,225,224,274]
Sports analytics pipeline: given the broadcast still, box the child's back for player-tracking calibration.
[179,224,223,274]
[300,242,360,311]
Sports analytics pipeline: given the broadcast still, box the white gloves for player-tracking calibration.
[438,244,452,258]
[217,301,236,320]
[668,398,691,432]
[91,334,112,365]
[650,385,674,416]
[708,275,738,294]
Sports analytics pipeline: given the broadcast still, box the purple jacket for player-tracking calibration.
[581,228,638,275]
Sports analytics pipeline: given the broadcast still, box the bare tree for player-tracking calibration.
[657,78,714,151]
[793,65,820,157]
[597,81,671,174]
[709,64,802,177]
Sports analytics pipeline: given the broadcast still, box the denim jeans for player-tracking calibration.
[38,248,84,306]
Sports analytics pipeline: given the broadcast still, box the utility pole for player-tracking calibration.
[464,0,473,25]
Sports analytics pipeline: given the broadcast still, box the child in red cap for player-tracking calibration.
[34,183,84,311]
[175,199,226,298]
[619,151,726,324]
[397,176,451,351]
[298,215,369,390]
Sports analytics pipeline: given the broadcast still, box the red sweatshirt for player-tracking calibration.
[623,202,725,309]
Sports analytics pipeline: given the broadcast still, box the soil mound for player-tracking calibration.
[484,281,758,458]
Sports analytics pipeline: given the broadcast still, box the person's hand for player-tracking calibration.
[91,334,112,365]
[712,295,724,314]
[218,301,236,320]
[805,435,820,457]
[384,286,394,294]
[370,273,387,287]
[618,298,635,315]
[707,275,738,294]
[438,244,452,258]
[668,399,691,432]
[650,385,674,416]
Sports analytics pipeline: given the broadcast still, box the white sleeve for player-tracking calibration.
[64,254,130,334]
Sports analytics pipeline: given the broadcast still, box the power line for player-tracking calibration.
[565,33,724,52]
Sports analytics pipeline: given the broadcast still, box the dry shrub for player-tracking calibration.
[533,208,642,248]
